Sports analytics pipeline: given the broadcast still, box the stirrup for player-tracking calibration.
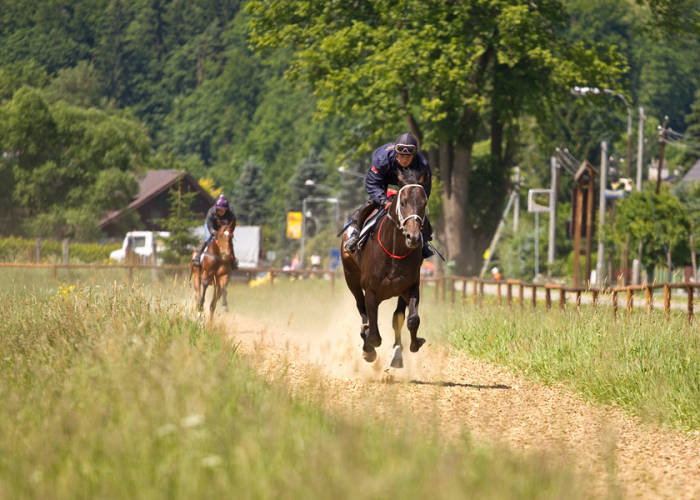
[344,234,359,252]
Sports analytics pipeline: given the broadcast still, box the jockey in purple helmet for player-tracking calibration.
[343,132,434,258]
[192,194,237,266]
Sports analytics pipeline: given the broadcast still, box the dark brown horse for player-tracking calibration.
[190,221,235,316]
[341,170,428,368]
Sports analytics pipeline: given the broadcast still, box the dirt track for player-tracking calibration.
[218,296,699,499]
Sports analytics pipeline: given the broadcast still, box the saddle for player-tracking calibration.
[356,207,385,250]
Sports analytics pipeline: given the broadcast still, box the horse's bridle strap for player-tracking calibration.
[392,184,427,230]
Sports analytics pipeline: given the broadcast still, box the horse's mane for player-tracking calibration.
[398,168,427,187]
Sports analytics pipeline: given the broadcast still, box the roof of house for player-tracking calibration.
[98,169,213,228]
[682,159,700,183]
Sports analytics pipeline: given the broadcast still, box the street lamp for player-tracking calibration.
[300,196,340,268]
[570,86,633,177]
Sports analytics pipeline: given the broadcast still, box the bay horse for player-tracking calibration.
[190,221,235,316]
[340,169,428,368]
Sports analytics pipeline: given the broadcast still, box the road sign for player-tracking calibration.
[286,211,302,239]
[527,189,552,213]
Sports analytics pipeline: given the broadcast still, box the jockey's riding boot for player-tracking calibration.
[192,241,207,267]
[344,220,360,252]
[421,241,435,259]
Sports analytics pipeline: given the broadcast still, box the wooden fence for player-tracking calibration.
[421,275,700,323]
[2,262,698,322]
[0,262,337,293]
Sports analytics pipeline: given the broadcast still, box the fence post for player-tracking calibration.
[506,281,512,308]
[472,279,478,306]
[646,285,652,313]
[496,281,502,305]
[62,238,69,265]
[52,265,57,280]
[576,290,581,309]
[545,287,551,309]
[687,285,693,323]
[626,288,633,315]
[559,287,565,310]
[462,279,467,302]
[592,289,598,308]
[518,283,523,309]
[35,238,42,262]
[612,290,618,319]
[664,285,671,319]
[479,280,484,307]
[531,285,537,309]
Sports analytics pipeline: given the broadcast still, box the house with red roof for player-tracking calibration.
[99,170,213,238]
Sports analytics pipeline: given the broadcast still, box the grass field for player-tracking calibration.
[0,271,592,499]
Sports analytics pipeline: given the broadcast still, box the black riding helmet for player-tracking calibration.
[394,132,418,155]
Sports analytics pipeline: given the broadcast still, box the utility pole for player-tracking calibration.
[596,142,608,286]
[633,107,646,284]
[547,157,559,275]
[636,107,645,191]
[513,166,520,231]
[655,116,669,195]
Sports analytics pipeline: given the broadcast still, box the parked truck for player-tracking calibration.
[109,231,170,265]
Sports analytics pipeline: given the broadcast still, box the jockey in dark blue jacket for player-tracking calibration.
[344,132,434,258]
[192,194,237,267]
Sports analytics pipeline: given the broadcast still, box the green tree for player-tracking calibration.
[247,0,625,274]
[159,181,200,264]
[613,187,690,269]
[679,89,700,169]
[233,157,267,225]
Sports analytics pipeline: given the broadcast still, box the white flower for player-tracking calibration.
[180,414,205,428]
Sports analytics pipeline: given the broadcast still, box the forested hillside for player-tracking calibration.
[0,0,698,272]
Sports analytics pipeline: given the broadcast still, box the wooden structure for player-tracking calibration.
[572,161,597,286]
[99,170,213,238]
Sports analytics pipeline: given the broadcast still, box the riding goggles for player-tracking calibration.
[395,144,416,155]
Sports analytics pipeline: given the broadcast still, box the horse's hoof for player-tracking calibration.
[366,333,381,348]
[410,337,426,352]
[362,348,377,363]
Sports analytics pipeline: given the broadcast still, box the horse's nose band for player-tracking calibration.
[388,184,426,234]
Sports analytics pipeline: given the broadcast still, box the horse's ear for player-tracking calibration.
[397,168,407,186]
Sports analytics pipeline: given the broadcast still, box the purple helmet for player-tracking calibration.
[215,195,229,209]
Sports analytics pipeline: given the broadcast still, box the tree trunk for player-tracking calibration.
[442,144,488,275]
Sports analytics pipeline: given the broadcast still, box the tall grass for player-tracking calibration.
[0,276,592,499]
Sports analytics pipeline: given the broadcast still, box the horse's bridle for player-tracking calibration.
[387,184,427,235]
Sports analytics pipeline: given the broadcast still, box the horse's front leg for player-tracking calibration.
[389,296,407,368]
[362,290,381,362]
[219,273,229,313]
[407,284,425,352]
[199,275,210,313]
[209,276,220,317]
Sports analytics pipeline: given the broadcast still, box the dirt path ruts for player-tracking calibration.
[219,308,699,499]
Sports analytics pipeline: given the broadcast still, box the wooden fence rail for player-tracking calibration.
[422,275,700,323]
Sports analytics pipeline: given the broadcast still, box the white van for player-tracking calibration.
[109,231,170,265]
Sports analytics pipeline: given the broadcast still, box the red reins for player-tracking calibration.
[376,215,415,259]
